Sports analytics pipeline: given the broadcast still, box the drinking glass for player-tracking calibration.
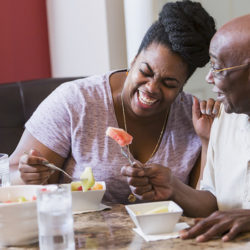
[36,184,75,250]
[0,153,10,187]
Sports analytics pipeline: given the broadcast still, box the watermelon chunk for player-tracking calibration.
[106,127,133,147]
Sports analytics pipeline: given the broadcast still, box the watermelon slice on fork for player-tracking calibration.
[106,126,137,202]
[106,127,133,147]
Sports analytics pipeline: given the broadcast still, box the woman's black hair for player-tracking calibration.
[137,0,216,79]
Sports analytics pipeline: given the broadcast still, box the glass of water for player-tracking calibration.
[36,184,75,250]
[0,153,10,187]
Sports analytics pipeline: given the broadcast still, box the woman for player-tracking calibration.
[10,1,218,203]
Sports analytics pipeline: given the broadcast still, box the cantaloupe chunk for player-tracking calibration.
[91,183,103,190]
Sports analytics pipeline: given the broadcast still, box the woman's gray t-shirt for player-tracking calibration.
[25,71,201,204]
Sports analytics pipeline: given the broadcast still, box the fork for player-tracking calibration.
[120,147,144,202]
[120,147,133,165]
[23,152,82,182]
[121,147,143,167]
[42,161,82,181]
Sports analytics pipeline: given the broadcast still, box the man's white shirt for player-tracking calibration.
[200,105,250,210]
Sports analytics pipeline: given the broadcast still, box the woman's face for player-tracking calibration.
[123,43,188,119]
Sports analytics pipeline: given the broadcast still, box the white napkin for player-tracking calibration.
[73,203,111,214]
[133,222,189,242]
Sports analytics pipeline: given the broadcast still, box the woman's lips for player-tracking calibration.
[137,90,158,106]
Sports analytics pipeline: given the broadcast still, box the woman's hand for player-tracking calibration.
[18,149,52,184]
[192,96,220,142]
[121,163,174,201]
[180,209,250,242]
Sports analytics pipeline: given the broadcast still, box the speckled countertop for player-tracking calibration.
[4,204,250,250]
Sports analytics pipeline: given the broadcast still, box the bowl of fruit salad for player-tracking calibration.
[125,201,183,235]
[0,185,42,246]
[69,167,106,213]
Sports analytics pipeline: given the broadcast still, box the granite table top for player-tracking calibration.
[5,204,250,250]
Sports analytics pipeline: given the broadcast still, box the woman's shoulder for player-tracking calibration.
[58,73,109,92]
[50,72,113,103]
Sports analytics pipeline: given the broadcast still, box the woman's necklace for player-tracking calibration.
[121,92,169,164]
[121,92,169,203]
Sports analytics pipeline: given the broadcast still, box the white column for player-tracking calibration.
[123,0,156,67]
[46,0,127,77]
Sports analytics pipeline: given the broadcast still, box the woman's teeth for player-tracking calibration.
[138,91,157,105]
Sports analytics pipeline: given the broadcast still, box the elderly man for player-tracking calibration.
[122,14,250,241]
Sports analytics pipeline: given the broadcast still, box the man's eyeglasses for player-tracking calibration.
[209,61,249,79]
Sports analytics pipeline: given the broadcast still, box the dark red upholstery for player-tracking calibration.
[0,77,81,155]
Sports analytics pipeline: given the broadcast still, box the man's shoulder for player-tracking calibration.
[211,104,249,141]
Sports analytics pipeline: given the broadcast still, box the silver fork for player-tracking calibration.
[120,147,133,165]
[42,161,82,181]
[121,147,143,167]
[120,147,144,202]
[23,152,82,182]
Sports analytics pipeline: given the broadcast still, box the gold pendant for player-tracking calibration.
[128,193,136,203]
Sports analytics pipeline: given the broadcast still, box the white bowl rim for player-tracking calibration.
[136,210,182,217]
[0,200,36,207]
[0,185,43,207]
[125,200,183,216]
[69,181,106,192]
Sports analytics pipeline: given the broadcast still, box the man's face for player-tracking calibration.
[206,32,250,115]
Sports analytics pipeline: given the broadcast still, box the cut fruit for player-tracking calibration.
[106,127,133,147]
[91,183,103,190]
[17,196,28,203]
[80,167,95,191]
[71,181,82,191]
[144,206,169,215]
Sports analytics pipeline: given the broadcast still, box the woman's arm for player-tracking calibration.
[189,138,209,189]
[10,129,65,185]
[188,153,201,188]
[121,163,218,217]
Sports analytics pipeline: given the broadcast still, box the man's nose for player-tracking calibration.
[206,69,215,85]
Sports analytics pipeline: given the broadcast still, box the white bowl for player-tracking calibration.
[69,181,106,213]
[0,185,42,246]
[125,201,183,235]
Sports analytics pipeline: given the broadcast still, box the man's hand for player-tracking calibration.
[192,96,220,142]
[121,163,174,201]
[180,209,250,242]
